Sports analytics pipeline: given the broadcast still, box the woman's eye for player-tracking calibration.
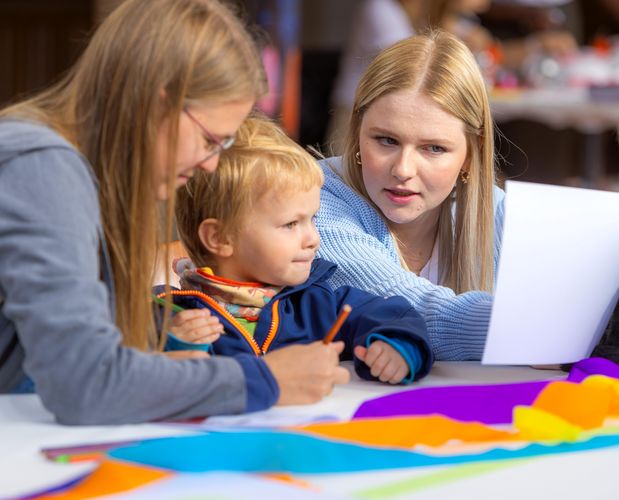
[426,144,446,154]
[376,136,398,146]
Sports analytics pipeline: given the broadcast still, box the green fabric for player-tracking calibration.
[236,317,257,337]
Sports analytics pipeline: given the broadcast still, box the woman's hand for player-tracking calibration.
[170,309,224,344]
[263,341,351,405]
[354,341,409,384]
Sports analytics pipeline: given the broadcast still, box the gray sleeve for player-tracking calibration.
[0,146,274,424]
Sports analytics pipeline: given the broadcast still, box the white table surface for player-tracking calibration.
[491,87,619,134]
[4,362,615,500]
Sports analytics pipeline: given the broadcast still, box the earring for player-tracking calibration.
[355,151,362,166]
[460,170,470,184]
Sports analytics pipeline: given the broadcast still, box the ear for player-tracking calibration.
[462,161,471,175]
[462,147,473,175]
[198,219,234,258]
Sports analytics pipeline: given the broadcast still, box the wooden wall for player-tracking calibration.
[0,0,94,106]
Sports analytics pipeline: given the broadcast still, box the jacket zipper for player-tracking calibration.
[156,290,279,356]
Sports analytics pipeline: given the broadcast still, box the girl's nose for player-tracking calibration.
[390,149,417,181]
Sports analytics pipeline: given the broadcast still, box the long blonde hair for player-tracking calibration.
[0,0,266,349]
[176,116,323,268]
[342,30,496,293]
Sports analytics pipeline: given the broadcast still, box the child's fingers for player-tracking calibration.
[188,316,224,332]
[363,340,384,367]
[387,363,409,385]
[353,345,367,362]
[164,308,221,346]
[193,332,221,344]
[172,323,223,343]
[170,309,215,330]
[379,361,401,384]
[172,312,223,333]
[368,349,390,379]
[365,342,407,383]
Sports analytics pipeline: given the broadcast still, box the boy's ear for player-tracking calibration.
[197,219,234,257]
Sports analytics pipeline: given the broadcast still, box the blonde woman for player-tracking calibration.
[0,0,348,424]
[316,31,504,360]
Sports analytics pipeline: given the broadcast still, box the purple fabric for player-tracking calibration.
[567,357,619,382]
[353,381,551,424]
[353,358,619,425]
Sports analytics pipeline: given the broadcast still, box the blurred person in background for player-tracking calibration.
[326,0,422,154]
[423,0,577,75]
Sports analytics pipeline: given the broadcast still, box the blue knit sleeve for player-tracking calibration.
[493,184,505,283]
[316,158,499,361]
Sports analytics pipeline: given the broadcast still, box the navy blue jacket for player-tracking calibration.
[155,259,433,382]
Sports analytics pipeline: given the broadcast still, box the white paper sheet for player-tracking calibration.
[483,181,619,364]
[97,471,339,499]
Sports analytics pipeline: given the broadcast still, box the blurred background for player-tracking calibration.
[2,0,619,190]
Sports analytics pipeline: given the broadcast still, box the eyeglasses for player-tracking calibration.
[183,107,235,163]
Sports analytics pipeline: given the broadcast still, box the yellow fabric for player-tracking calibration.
[513,405,582,441]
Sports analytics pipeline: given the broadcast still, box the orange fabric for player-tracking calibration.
[196,267,263,287]
[261,473,318,491]
[296,415,517,448]
[582,376,619,415]
[39,459,170,499]
[532,380,614,429]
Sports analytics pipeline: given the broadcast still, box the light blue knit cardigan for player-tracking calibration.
[316,157,505,361]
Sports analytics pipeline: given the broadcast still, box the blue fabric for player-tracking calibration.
[109,431,619,474]
[10,375,35,394]
[155,258,433,382]
[165,333,212,353]
[235,354,280,412]
[315,157,505,361]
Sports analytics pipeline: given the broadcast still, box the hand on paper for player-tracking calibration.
[354,341,409,384]
[264,340,351,405]
[170,308,224,344]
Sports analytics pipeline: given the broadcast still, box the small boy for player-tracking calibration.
[156,117,433,384]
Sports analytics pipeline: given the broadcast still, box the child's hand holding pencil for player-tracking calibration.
[170,309,224,345]
[152,294,223,349]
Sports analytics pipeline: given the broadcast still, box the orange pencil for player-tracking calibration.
[323,304,352,344]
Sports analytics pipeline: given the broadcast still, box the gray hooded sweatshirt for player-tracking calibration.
[0,119,278,424]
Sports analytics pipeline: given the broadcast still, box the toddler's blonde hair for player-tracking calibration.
[176,116,324,267]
